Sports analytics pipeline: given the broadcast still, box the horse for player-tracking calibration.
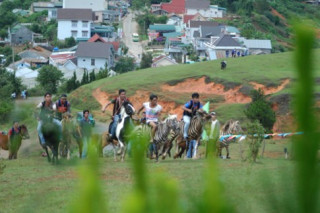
[151,115,181,161]
[173,111,212,159]
[218,120,242,159]
[101,101,135,161]
[0,125,29,159]
[40,115,62,164]
[59,113,79,159]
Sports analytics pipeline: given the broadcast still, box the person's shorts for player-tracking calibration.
[146,120,158,126]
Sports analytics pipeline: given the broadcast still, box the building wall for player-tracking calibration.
[77,57,107,70]
[11,27,33,44]
[186,8,224,18]
[58,20,92,40]
[63,0,104,12]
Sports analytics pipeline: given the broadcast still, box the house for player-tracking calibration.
[63,0,105,12]
[88,34,121,56]
[185,20,220,43]
[167,14,183,28]
[75,42,115,70]
[57,8,93,40]
[91,24,116,41]
[185,0,225,18]
[152,55,178,67]
[204,34,245,60]
[30,1,62,20]
[235,38,272,55]
[183,13,207,25]
[9,24,34,45]
[148,24,176,42]
[49,52,76,69]
[18,46,51,68]
[151,0,185,14]
[164,37,188,63]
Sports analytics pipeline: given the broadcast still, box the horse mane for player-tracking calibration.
[221,120,242,135]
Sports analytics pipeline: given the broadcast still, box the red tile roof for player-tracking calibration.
[183,14,195,24]
[88,34,107,43]
[161,0,185,14]
[106,41,120,51]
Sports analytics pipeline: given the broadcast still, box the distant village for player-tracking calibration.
[0,0,273,89]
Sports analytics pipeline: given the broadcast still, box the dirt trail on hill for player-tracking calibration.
[250,79,290,95]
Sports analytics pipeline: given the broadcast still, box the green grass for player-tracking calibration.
[70,50,320,112]
[0,138,303,213]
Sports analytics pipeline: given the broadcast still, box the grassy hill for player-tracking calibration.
[70,50,320,130]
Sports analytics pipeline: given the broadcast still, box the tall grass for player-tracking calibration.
[293,23,319,213]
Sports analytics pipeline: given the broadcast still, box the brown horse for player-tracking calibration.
[0,125,30,159]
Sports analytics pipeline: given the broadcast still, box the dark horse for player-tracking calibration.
[41,115,61,164]
[0,125,29,159]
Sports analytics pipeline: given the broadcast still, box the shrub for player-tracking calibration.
[244,120,265,162]
[244,89,276,132]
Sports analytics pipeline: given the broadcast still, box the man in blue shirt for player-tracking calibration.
[181,93,203,141]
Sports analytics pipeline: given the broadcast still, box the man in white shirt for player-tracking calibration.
[137,94,162,142]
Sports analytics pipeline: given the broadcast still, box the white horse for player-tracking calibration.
[115,101,135,161]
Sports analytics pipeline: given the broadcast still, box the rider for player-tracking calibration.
[8,121,20,143]
[102,89,129,140]
[54,94,71,121]
[137,94,162,142]
[182,93,203,142]
[78,109,94,158]
[36,92,62,146]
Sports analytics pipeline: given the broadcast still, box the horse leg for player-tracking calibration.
[121,145,126,162]
[44,146,51,162]
[154,143,159,162]
[226,145,230,159]
[113,143,117,162]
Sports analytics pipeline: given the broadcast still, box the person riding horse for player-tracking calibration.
[102,89,130,141]
[54,94,71,121]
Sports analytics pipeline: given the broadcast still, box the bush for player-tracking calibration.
[244,120,265,162]
[244,89,276,132]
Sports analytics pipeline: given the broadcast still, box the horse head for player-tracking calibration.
[164,114,180,132]
[122,101,135,117]
[19,125,30,139]
[196,110,211,122]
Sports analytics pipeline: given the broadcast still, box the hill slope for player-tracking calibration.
[70,50,320,131]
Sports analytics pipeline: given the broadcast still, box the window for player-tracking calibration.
[72,21,77,27]
[95,16,99,20]
[82,21,88,28]
[71,31,77,37]
[51,10,57,18]
[91,59,95,66]
[82,31,88,37]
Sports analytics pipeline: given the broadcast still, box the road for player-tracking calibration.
[122,11,144,63]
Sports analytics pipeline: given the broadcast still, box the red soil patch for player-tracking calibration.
[273,114,296,133]
[161,77,251,104]
[271,8,287,22]
[92,89,183,119]
[250,79,290,95]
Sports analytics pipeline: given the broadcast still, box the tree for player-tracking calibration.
[89,70,96,82]
[36,65,63,94]
[140,53,153,69]
[65,37,76,48]
[115,57,135,73]
[0,68,23,122]
[64,71,80,92]
[96,68,109,80]
[244,89,276,132]
[81,70,90,85]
